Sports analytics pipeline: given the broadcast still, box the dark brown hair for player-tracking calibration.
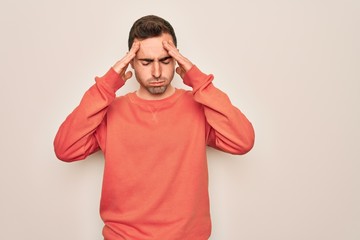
[128,15,177,50]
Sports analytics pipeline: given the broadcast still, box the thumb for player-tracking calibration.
[176,67,185,79]
[123,71,133,81]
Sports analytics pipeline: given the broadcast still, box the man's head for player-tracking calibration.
[128,15,177,50]
[128,15,178,100]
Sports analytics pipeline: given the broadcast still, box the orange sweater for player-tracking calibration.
[54,66,254,240]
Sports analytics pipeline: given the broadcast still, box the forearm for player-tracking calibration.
[54,68,125,161]
[184,66,255,154]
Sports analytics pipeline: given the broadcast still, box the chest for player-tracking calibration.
[105,97,206,152]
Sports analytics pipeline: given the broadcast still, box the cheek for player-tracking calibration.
[133,65,149,78]
[163,63,176,75]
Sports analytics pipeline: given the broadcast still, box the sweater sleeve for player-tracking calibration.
[54,68,125,162]
[183,66,255,155]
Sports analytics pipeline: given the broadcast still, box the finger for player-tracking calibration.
[113,42,140,74]
[123,42,140,63]
[163,41,187,62]
[114,60,129,75]
[163,40,193,72]
[163,40,180,59]
[176,66,185,79]
[128,41,140,56]
[163,44,185,67]
[167,40,177,48]
[163,39,175,48]
[120,42,140,66]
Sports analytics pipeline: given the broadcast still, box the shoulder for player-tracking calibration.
[108,92,133,110]
[176,89,202,109]
[177,88,192,98]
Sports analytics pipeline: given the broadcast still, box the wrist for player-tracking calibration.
[112,61,123,74]
[183,66,214,91]
[96,68,125,92]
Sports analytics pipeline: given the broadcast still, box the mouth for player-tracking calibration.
[149,81,165,86]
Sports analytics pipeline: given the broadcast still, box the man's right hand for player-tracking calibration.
[112,42,140,81]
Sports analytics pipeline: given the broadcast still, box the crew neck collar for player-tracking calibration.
[127,88,185,108]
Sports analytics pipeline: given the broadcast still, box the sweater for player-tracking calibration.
[54,65,255,240]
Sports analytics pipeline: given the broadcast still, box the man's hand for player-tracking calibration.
[163,40,194,79]
[112,42,140,81]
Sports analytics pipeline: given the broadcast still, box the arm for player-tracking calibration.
[184,66,255,154]
[163,40,255,154]
[54,43,140,161]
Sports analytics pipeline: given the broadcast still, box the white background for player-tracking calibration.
[1,0,359,239]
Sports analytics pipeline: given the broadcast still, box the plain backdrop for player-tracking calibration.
[1,0,359,239]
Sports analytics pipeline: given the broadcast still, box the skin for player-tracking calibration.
[113,33,194,100]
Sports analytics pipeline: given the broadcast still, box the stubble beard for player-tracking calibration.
[147,85,168,95]
[135,70,175,96]
[143,76,171,95]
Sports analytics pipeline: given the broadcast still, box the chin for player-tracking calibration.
[147,86,167,94]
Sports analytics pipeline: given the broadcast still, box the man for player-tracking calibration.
[54,15,255,240]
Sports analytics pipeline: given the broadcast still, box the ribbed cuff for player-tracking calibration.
[95,67,125,92]
[183,65,213,91]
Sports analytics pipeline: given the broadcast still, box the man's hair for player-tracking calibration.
[128,15,177,50]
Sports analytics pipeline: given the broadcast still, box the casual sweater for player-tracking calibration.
[54,65,255,240]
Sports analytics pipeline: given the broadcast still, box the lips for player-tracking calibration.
[149,81,165,86]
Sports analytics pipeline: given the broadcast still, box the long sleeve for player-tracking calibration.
[54,68,125,162]
[183,66,255,155]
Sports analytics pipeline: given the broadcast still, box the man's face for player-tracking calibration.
[132,33,176,99]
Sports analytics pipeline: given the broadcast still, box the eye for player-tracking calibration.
[160,57,172,65]
[161,60,171,65]
[141,61,151,66]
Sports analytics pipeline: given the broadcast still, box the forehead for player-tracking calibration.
[136,33,173,59]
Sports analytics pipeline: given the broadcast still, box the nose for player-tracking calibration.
[152,61,161,79]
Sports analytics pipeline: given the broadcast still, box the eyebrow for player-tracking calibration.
[137,56,172,62]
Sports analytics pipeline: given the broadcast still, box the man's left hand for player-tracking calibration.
[163,40,194,79]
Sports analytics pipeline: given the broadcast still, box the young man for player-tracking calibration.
[54,15,255,240]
